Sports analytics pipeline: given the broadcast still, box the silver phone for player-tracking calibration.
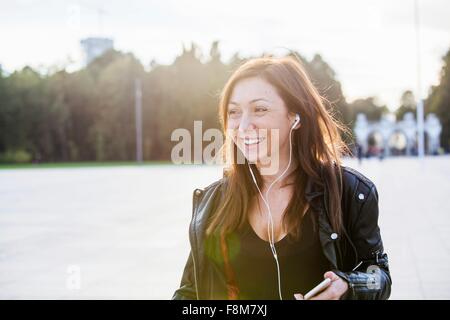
[304,278,331,300]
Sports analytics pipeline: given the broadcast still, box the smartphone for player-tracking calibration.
[303,278,332,300]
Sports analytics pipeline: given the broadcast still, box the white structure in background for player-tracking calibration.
[354,112,442,157]
[80,37,114,66]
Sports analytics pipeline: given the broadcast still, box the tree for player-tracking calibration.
[425,48,450,151]
[347,97,388,123]
[396,90,416,121]
[1,42,412,163]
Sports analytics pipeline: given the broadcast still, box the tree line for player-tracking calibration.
[0,42,448,163]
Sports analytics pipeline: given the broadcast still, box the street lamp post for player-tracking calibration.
[135,78,143,163]
[414,0,425,158]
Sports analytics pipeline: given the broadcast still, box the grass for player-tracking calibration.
[0,160,174,170]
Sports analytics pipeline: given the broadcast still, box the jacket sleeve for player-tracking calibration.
[333,184,392,300]
[171,250,198,300]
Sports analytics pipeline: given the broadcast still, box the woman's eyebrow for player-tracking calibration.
[229,98,270,106]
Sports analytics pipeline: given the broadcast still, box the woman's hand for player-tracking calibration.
[294,271,348,300]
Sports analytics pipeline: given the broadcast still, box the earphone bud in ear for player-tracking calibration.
[291,113,301,129]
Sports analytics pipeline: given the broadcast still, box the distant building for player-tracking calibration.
[80,37,114,66]
[354,112,442,157]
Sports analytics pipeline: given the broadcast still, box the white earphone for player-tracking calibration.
[292,113,301,129]
[247,113,300,300]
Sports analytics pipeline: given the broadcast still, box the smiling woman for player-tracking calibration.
[172,56,392,300]
[226,78,299,175]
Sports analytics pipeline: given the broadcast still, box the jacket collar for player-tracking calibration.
[220,166,325,198]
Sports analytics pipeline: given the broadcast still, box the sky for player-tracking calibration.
[1,0,449,111]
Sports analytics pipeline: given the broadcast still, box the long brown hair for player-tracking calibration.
[206,55,351,243]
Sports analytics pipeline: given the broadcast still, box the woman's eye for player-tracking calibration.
[255,106,268,113]
[227,109,241,117]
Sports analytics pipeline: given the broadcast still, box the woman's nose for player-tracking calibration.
[238,114,256,133]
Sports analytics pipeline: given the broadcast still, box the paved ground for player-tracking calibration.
[0,156,449,299]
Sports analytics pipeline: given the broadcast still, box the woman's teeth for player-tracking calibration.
[244,137,265,145]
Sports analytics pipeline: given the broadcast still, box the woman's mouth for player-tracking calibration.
[242,137,266,146]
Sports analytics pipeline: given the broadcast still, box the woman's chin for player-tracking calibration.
[241,149,269,165]
[235,141,270,165]
[245,154,259,164]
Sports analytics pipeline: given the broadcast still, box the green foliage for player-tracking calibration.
[0,149,32,163]
[396,90,416,121]
[5,42,443,162]
[347,97,389,124]
[425,48,450,151]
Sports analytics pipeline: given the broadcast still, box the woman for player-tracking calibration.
[172,56,392,300]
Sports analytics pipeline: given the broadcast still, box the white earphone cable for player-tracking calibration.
[247,116,297,300]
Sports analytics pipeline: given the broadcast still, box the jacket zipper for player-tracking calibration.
[352,260,363,271]
[373,248,381,264]
[347,250,382,290]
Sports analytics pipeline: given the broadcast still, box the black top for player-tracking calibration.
[229,209,331,300]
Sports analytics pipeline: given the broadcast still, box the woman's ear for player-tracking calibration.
[290,113,301,130]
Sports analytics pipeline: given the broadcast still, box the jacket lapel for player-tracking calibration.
[304,170,338,269]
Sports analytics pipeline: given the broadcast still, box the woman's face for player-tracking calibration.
[227,77,295,168]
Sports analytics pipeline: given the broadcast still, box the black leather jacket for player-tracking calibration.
[172,165,392,300]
